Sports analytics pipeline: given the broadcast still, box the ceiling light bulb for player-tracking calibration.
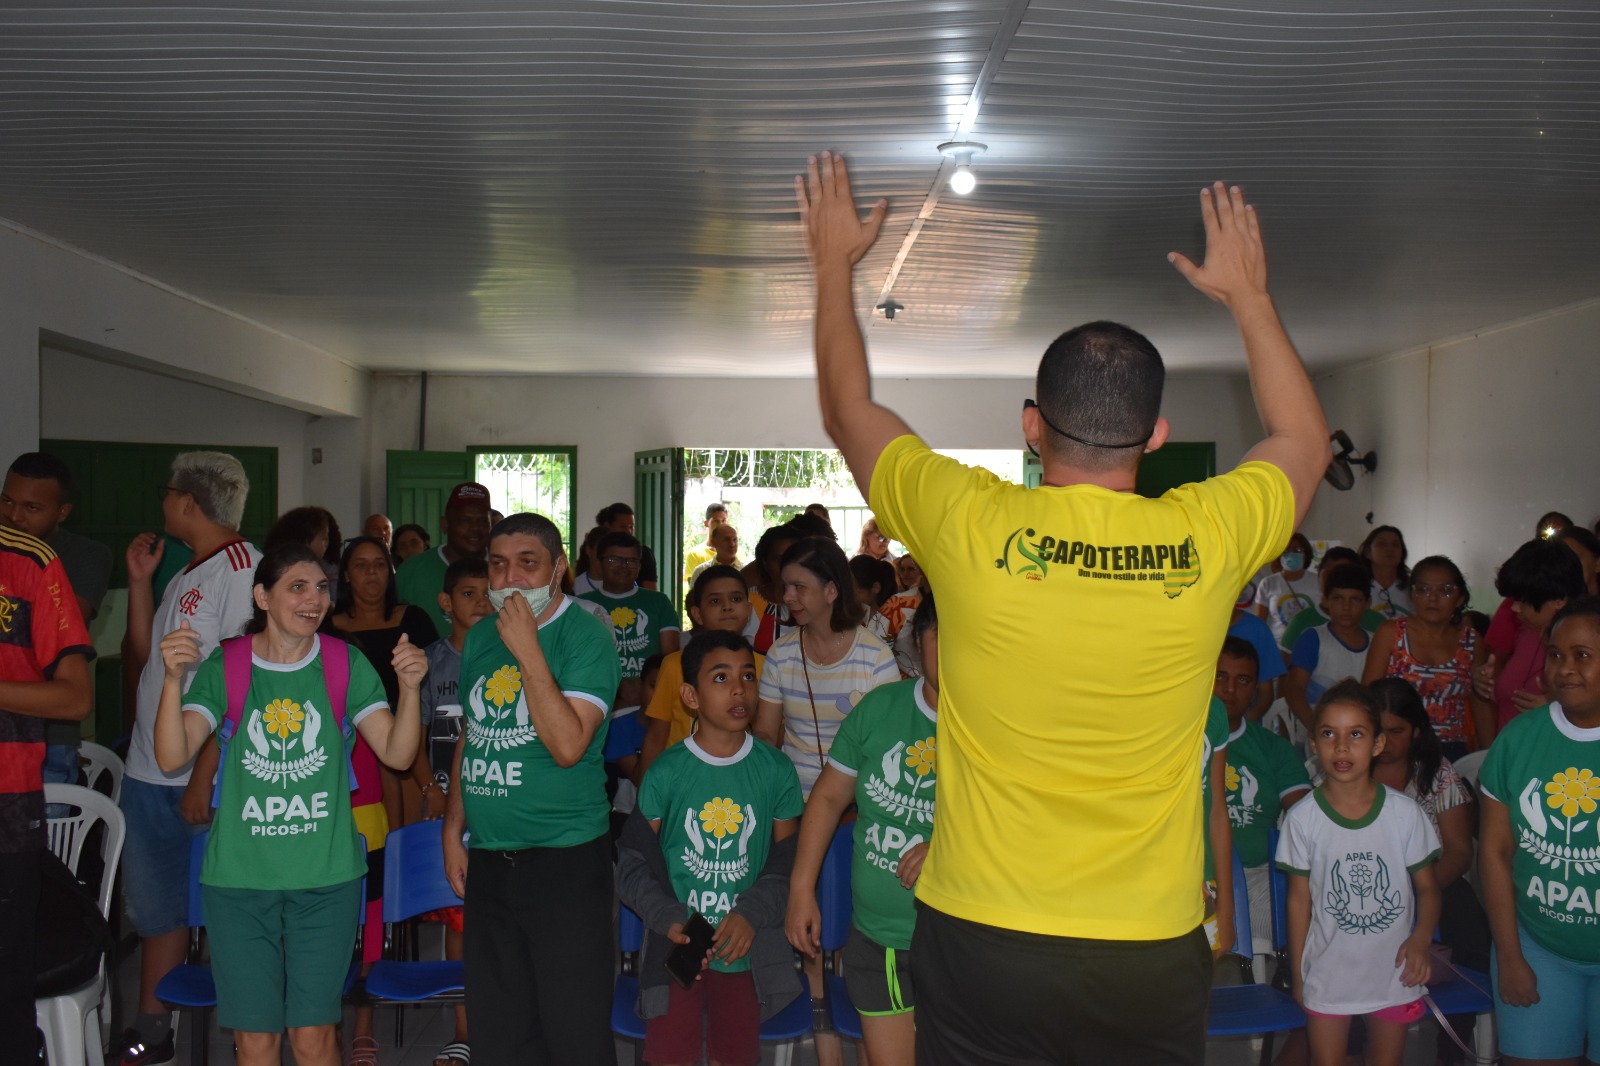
[937,140,987,197]
[950,163,976,195]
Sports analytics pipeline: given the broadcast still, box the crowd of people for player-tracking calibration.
[0,157,1594,1066]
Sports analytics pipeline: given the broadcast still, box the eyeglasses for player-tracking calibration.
[157,484,183,501]
[602,555,642,568]
[1412,583,1459,599]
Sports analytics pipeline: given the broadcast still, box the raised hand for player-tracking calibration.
[392,632,428,692]
[495,590,541,667]
[159,619,202,679]
[1168,182,1268,310]
[795,150,888,270]
[126,533,165,584]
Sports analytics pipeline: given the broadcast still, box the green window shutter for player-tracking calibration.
[41,439,278,588]
[634,449,684,611]
[385,450,475,535]
[1135,442,1216,499]
[1023,451,1044,488]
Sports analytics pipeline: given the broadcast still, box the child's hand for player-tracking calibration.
[712,912,755,965]
[785,893,822,958]
[664,921,712,981]
[897,842,929,889]
[1496,954,1540,1007]
[1396,935,1432,987]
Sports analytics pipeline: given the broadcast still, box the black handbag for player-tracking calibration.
[33,849,112,997]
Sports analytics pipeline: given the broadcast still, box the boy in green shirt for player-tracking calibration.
[618,629,804,1066]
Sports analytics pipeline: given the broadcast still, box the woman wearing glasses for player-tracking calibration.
[1363,556,1493,760]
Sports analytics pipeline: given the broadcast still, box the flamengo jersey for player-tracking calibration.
[0,527,94,853]
[125,539,259,786]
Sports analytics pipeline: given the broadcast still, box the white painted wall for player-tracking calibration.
[1303,298,1600,607]
[366,371,1264,527]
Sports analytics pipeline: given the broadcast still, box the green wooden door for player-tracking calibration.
[41,439,279,587]
[1135,442,1216,499]
[634,449,684,610]
[386,450,475,537]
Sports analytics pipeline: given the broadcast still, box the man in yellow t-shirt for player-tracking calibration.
[795,153,1329,1063]
[681,501,730,588]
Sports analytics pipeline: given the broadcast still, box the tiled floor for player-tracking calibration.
[94,937,1479,1065]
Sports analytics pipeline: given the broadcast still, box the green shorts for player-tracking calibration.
[843,926,915,1015]
[202,879,362,1033]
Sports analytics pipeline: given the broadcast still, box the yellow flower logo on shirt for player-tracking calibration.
[1226,764,1241,793]
[610,606,637,629]
[485,665,522,709]
[1545,767,1600,818]
[699,797,743,839]
[261,699,304,740]
[906,738,936,778]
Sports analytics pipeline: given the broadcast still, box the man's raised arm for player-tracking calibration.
[796,150,914,499]
[1168,182,1329,526]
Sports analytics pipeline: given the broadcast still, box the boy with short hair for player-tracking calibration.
[1214,636,1311,958]
[639,565,764,774]
[579,531,681,737]
[618,630,804,1066]
[1283,563,1374,733]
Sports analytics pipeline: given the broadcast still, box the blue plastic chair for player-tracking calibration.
[363,821,466,1012]
[156,831,365,1064]
[1207,851,1305,1059]
[817,824,863,1040]
[613,902,812,1065]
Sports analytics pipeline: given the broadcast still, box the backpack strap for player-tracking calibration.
[317,632,350,731]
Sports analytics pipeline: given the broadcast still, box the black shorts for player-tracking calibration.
[843,926,915,1015]
[911,903,1211,1066]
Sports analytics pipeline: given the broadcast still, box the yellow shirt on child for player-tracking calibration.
[645,646,766,748]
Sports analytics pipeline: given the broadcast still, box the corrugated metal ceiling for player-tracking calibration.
[1,1,1596,376]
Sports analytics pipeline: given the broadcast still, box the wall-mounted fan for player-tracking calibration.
[1324,430,1377,490]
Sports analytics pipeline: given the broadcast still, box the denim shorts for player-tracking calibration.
[121,777,204,937]
[1493,925,1600,1060]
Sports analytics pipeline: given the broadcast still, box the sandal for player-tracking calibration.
[434,1041,471,1066]
[349,1034,380,1066]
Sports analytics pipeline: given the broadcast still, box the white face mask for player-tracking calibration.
[488,572,560,616]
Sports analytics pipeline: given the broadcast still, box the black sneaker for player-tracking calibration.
[113,1030,175,1066]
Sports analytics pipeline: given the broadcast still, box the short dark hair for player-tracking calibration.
[688,564,745,616]
[1496,538,1586,609]
[848,555,897,608]
[1550,596,1600,643]
[804,502,830,518]
[1324,562,1373,598]
[641,652,666,681]
[1219,635,1259,674]
[705,502,728,521]
[681,629,754,687]
[779,536,865,632]
[595,502,634,526]
[1537,511,1574,535]
[490,511,565,562]
[6,452,73,501]
[264,506,330,555]
[597,530,642,557]
[443,555,489,595]
[1318,545,1363,574]
[246,543,326,634]
[1035,321,1164,471]
[1314,678,1381,732]
[394,522,430,548]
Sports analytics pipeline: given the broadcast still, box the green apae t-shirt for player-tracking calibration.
[1202,695,1230,882]
[182,640,388,890]
[1225,718,1312,868]
[1278,605,1387,653]
[459,599,621,849]
[396,547,453,639]
[578,586,681,680]
[1479,702,1600,963]
[826,677,937,950]
[639,734,803,973]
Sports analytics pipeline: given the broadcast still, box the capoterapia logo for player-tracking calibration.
[995,528,1202,599]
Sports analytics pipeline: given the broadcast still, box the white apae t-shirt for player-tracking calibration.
[1275,786,1440,1014]
[124,540,260,785]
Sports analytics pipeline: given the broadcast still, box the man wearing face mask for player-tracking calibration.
[441,512,622,1064]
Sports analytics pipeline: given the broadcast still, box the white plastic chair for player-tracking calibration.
[38,783,126,1066]
[77,742,125,804]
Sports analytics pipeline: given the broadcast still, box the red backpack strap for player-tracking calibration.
[222,635,254,736]
[317,632,350,729]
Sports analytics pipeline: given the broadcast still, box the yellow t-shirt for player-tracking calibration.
[683,543,718,584]
[645,645,766,748]
[870,435,1293,940]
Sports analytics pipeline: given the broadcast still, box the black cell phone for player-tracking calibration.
[664,912,716,989]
